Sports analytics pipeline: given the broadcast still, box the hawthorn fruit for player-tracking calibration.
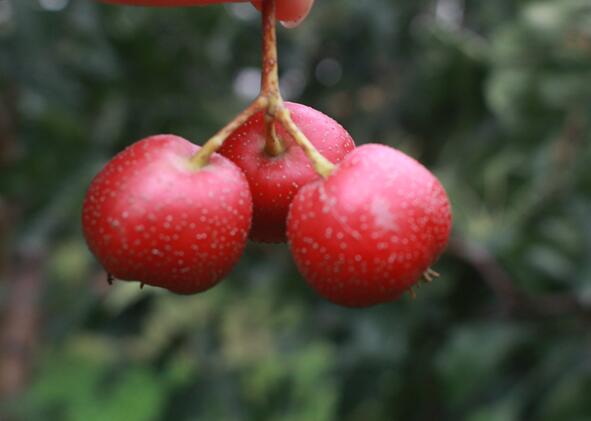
[100,0,314,24]
[82,134,252,294]
[287,144,452,307]
[218,102,355,243]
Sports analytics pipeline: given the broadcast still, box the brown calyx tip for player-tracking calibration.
[422,268,440,284]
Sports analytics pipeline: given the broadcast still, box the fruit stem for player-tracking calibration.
[264,111,285,156]
[189,0,335,177]
[276,107,335,178]
[261,0,278,96]
[189,96,267,169]
[261,0,285,157]
[259,0,334,176]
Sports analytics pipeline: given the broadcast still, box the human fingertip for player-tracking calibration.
[279,0,313,27]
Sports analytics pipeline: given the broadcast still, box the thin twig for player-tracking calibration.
[0,251,44,399]
[448,237,591,321]
[260,0,286,156]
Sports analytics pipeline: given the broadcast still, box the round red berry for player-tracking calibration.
[82,134,252,294]
[219,102,355,243]
[287,144,452,307]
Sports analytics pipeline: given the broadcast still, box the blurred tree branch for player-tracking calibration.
[448,238,591,322]
[0,82,19,167]
[0,80,43,401]
[0,250,44,400]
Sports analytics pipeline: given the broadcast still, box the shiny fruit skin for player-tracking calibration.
[218,102,355,243]
[82,134,252,294]
[287,144,452,308]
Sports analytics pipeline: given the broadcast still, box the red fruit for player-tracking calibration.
[218,102,355,243]
[101,0,238,6]
[251,0,314,25]
[287,144,452,308]
[82,134,252,294]
[100,0,314,24]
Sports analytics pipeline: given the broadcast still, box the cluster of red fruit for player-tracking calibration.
[82,0,452,308]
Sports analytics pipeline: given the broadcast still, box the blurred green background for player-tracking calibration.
[1,0,591,420]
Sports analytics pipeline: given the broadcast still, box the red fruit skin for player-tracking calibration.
[287,144,452,308]
[100,0,314,24]
[218,102,355,243]
[250,0,313,25]
[101,0,236,6]
[82,134,252,294]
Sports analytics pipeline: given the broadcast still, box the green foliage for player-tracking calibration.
[28,341,167,421]
[1,0,590,420]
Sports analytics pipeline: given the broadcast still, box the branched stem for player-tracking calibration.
[189,0,334,177]
[276,107,335,177]
[189,96,267,169]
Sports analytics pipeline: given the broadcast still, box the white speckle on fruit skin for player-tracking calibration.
[370,196,398,232]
